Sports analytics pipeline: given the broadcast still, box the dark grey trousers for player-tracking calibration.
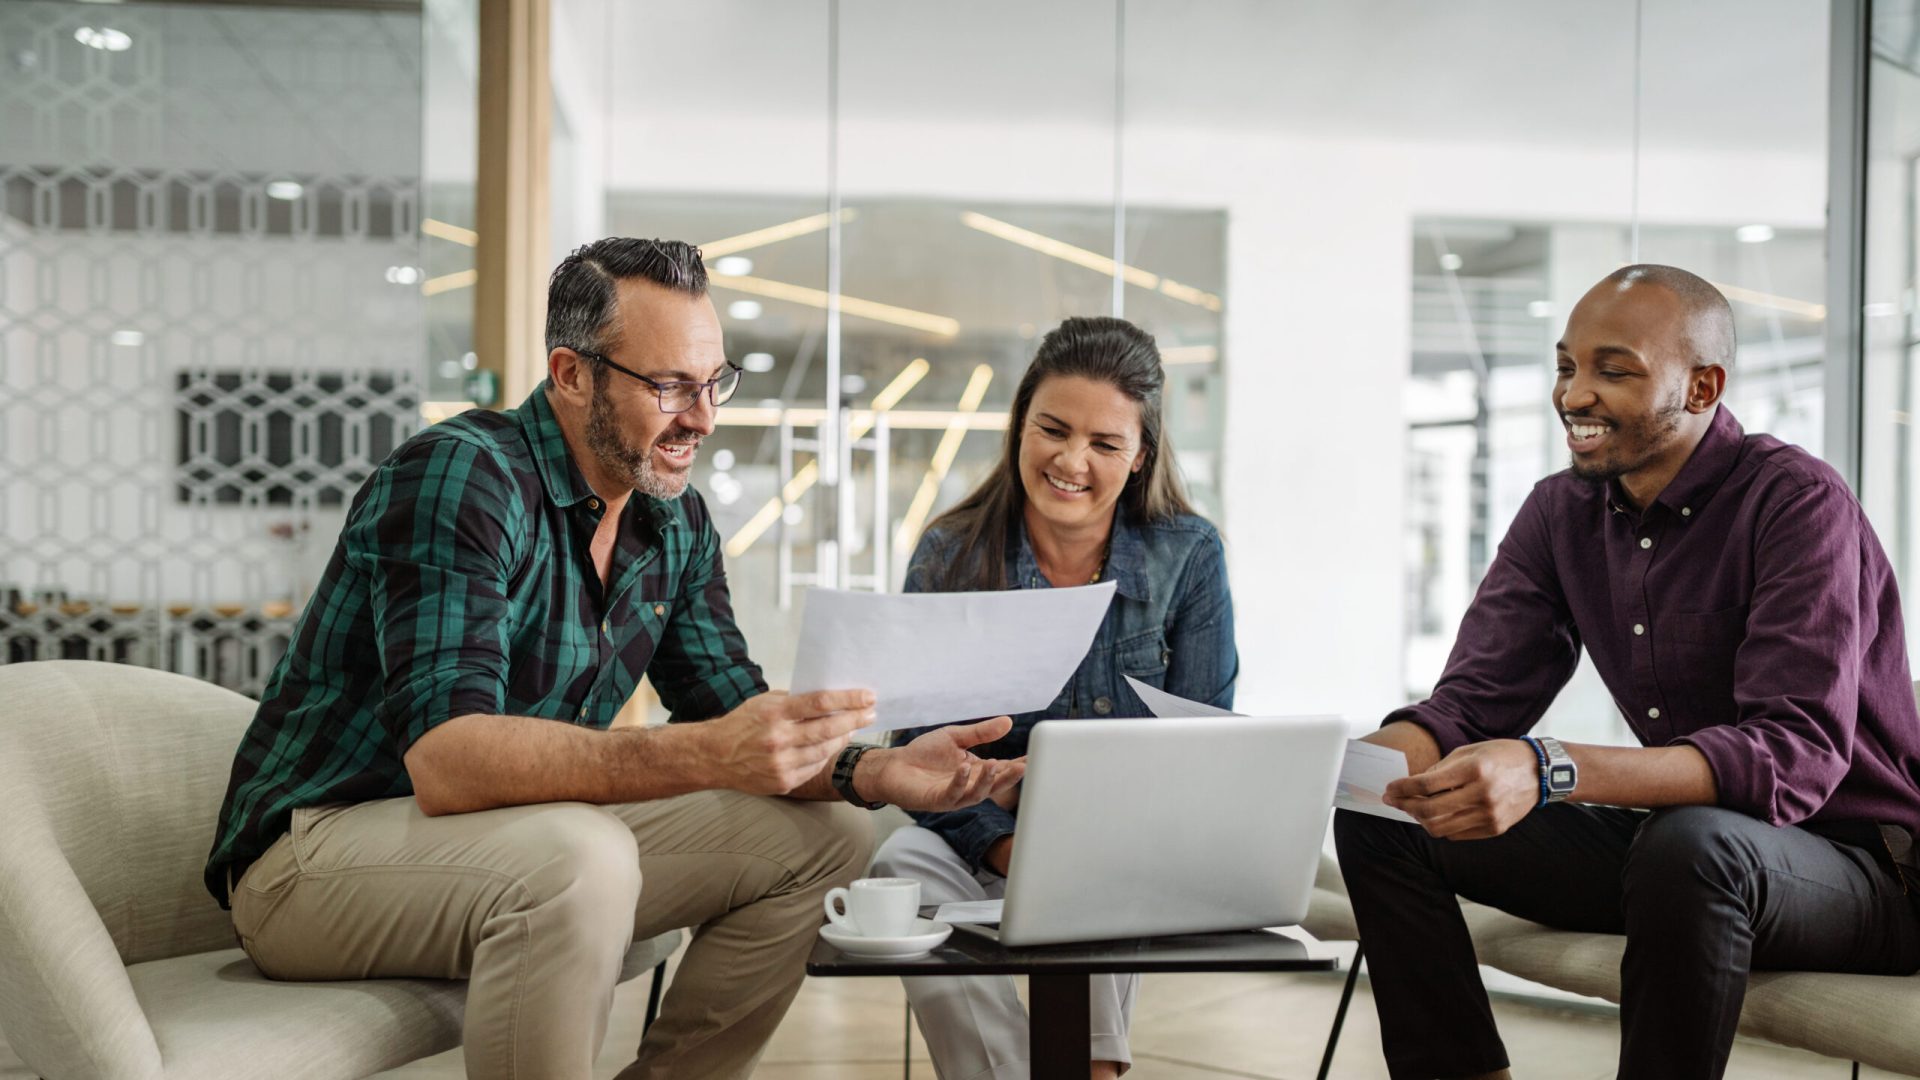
[1333,804,1920,1080]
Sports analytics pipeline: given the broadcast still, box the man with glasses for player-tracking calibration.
[205,238,1023,1080]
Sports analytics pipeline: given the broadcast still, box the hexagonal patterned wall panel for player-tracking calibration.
[0,1,427,694]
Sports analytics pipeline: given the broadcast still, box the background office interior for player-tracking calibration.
[4,0,1918,1075]
[8,0,1904,747]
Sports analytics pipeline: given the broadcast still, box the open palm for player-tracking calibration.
[869,716,1026,812]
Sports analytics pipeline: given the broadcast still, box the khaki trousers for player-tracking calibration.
[231,791,872,1080]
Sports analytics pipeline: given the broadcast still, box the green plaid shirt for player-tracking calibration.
[204,385,765,905]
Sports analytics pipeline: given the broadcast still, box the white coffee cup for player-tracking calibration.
[823,877,921,938]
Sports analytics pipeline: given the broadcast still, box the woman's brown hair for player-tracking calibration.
[923,316,1195,592]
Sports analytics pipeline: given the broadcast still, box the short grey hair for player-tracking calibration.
[544,237,708,356]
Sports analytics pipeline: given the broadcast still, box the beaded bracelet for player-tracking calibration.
[1519,735,1550,808]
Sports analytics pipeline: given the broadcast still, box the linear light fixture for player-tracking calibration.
[422,219,479,247]
[722,359,933,559]
[421,400,477,424]
[701,209,858,259]
[960,211,1223,313]
[422,268,478,296]
[894,364,994,555]
[710,273,960,337]
[717,408,1009,431]
[1160,345,1218,366]
[1709,280,1826,321]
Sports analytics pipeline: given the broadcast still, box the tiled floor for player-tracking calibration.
[370,945,1886,1080]
[0,951,1891,1079]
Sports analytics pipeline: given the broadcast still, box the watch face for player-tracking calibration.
[1550,765,1575,787]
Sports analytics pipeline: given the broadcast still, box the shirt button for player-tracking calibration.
[601,619,610,634]
[1680,507,1692,517]
[587,497,601,511]
[1639,538,1652,549]
[1094,697,1113,715]
[578,705,589,719]
[1647,707,1661,720]
[1633,623,1645,635]
[654,604,666,616]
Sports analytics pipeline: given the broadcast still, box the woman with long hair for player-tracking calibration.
[872,316,1238,1080]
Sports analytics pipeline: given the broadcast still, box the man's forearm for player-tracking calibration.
[1365,720,1444,775]
[784,744,887,802]
[1563,742,1718,808]
[404,713,722,815]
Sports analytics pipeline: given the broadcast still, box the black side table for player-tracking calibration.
[806,925,1336,1075]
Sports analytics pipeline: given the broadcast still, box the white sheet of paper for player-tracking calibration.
[790,582,1116,733]
[1121,680,1419,824]
[933,899,1004,925]
[1123,675,1238,718]
[1334,741,1418,823]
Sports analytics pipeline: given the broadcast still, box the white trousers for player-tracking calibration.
[871,826,1137,1080]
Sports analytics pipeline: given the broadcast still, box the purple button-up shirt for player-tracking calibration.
[1394,406,1920,834]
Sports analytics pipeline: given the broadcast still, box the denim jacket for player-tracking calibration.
[897,509,1238,872]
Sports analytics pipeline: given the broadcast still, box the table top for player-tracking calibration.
[806,925,1337,978]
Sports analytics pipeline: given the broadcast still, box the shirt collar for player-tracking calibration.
[516,383,597,509]
[1606,405,1745,522]
[1008,509,1152,602]
[514,383,677,531]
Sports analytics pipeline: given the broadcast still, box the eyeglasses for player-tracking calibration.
[577,350,744,414]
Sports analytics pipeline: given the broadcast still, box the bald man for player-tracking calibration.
[1335,265,1920,1080]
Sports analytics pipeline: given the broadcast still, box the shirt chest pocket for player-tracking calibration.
[1104,627,1170,714]
[1655,604,1748,721]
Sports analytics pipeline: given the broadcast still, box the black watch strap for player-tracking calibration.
[832,744,887,810]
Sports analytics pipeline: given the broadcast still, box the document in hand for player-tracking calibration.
[790,581,1116,733]
[1120,677,1417,823]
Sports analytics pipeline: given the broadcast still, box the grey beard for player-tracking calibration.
[587,386,688,500]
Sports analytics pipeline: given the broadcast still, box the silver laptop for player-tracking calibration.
[993,714,1345,947]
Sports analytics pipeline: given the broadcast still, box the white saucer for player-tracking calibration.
[819,917,953,958]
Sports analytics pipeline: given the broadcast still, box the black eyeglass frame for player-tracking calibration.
[575,349,744,414]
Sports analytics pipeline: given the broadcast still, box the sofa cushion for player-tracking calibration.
[126,949,465,1079]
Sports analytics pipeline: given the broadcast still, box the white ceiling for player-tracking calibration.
[590,0,1828,156]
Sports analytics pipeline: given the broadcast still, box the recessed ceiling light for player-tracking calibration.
[74,27,132,52]
[1735,224,1775,244]
[110,329,144,347]
[1526,300,1554,318]
[840,374,867,395]
[712,449,736,471]
[1439,253,1463,271]
[741,352,775,373]
[782,504,804,525]
[727,300,763,321]
[385,266,422,285]
[713,256,753,276]
[265,180,303,201]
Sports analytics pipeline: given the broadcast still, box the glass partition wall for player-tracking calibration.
[0,0,1849,749]
[0,0,474,693]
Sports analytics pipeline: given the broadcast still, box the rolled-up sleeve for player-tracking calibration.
[1675,480,1861,827]
[652,503,768,723]
[1387,483,1581,753]
[344,434,519,757]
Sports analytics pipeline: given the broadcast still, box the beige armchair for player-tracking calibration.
[0,660,680,1080]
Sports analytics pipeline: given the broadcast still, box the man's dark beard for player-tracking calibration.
[585,380,688,500]
[1568,386,1689,484]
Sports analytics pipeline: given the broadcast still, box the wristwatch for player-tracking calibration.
[1529,735,1577,805]
[832,744,887,810]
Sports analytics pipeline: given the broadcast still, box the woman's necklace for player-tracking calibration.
[1087,539,1112,584]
